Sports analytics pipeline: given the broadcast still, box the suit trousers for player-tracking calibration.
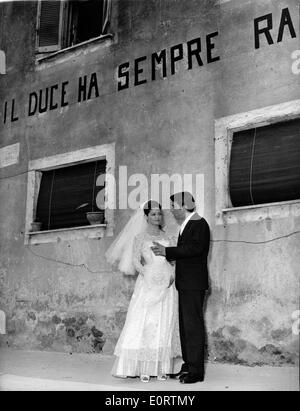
[178,289,206,376]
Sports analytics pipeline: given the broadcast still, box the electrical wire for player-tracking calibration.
[47,169,55,230]
[27,247,108,274]
[249,127,257,205]
[210,230,300,244]
[25,229,300,275]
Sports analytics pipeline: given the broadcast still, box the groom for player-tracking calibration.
[152,191,210,384]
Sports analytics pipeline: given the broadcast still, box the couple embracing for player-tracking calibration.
[106,192,210,384]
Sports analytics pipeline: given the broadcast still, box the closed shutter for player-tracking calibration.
[36,160,107,231]
[36,0,64,52]
[229,118,300,207]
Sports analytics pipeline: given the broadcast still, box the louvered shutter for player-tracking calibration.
[229,118,300,207]
[36,160,107,231]
[36,0,64,53]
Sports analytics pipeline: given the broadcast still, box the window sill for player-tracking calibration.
[35,34,114,70]
[25,223,107,245]
[218,199,300,225]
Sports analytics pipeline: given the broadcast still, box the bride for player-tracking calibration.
[105,200,181,382]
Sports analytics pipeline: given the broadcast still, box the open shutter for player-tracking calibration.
[102,0,112,34]
[36,0,64,53]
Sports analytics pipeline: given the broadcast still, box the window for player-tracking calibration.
[229,118,300,207]
[36,0,112,53]
[25,143,115,245]
[36,159,106,231]
[214,99,300,225]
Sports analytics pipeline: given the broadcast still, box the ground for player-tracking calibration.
[0,348,298,391]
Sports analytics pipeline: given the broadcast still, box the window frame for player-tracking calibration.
[25,143,115,245]
[214,99,300,225]
[35,0,113,61]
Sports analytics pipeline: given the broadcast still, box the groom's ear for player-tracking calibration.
[171,201,181,210]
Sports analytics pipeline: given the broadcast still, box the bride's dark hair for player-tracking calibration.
[143,200,164,231]
[143,200,161,215]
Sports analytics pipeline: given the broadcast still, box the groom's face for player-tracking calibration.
[170,201,185,222]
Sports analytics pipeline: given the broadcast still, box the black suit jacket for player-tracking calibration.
[165,214,210,290]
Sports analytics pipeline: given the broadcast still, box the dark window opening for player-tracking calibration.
[229,118,300,207]
[68,0,104,46]
[36,160,106,231]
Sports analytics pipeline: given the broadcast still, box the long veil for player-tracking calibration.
[105,203,148,275]
[105,203,179,276]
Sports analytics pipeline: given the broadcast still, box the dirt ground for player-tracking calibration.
[0,348,298,391]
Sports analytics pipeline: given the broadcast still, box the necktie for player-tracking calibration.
[177,232,181,245]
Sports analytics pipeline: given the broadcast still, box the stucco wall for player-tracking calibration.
[0,0,299,365]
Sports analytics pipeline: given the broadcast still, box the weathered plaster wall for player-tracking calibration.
[0,0,299,365]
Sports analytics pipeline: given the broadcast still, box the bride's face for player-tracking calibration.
[147,208,162,226]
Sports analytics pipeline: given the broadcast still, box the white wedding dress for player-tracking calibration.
[112,231,181,377]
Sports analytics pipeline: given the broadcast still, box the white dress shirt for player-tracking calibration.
[179,211,197,235]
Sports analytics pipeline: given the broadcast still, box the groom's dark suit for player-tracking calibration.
[165,213,210,378]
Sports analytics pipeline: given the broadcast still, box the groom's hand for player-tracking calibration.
[151,242,166,257]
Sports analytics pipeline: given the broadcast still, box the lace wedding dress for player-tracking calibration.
[112,231,181,377]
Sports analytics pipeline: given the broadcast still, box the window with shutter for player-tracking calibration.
[36,0,112,54]
[36,1,64,52]
[229,118,300,207]
[36,159,106,231]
